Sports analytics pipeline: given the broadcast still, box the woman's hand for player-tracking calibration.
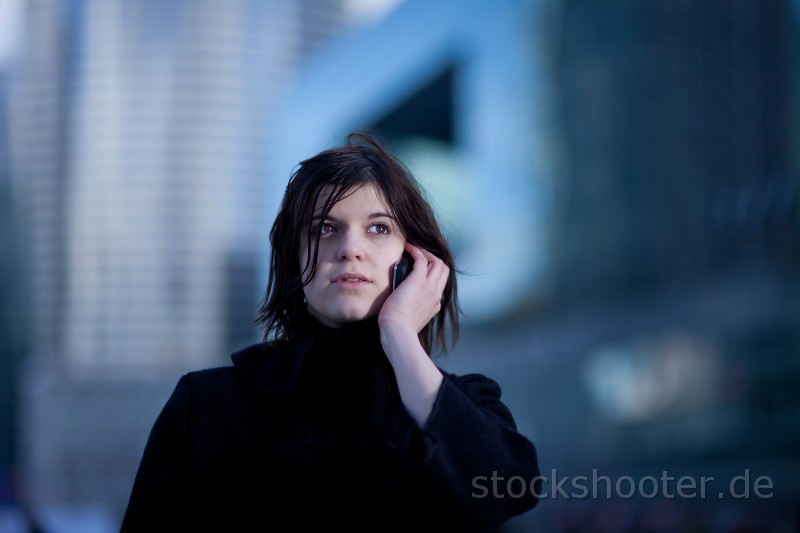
[378,242,449,335]
[378,242,448,426]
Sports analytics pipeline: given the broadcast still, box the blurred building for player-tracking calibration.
[0,30,25,531]
[8,0,369,528]
[270,0,800,531]
[5,0,800,532]
[270,0,556,323]
[533,1,800,530]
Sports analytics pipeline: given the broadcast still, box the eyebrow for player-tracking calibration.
[312,212,398,223]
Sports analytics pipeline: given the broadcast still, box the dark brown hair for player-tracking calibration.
[256,131,459,354]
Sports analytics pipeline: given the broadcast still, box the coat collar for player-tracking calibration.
[231,314,382,394]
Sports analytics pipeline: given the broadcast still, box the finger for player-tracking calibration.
[432,271,449,304]
[404,243,430,273]
[407,242,446,267]
[433,263,449,292]
[415,249,445,280]
[424,254,447,279]
[418,247,442,265]
[403,242,425,259]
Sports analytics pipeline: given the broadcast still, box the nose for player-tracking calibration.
[336,229,365,261]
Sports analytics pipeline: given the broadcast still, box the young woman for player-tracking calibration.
[121,133,540,532]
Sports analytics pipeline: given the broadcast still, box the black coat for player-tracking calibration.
[121,317,540,532]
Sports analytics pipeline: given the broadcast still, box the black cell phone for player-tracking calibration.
[392,253,412,291]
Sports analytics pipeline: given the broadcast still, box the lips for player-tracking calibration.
[333,273,370,283]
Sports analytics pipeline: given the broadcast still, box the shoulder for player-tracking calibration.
[230,339,309,393]
[182,366,239,392]
[164,350,270,427]
[169,341,283,403]
[166,367,242,418]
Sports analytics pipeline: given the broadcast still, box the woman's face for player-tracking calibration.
[300,183,405,328]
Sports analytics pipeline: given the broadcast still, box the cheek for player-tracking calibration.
[385,240,406,263]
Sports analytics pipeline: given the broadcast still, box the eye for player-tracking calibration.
[367,223,391,235]
[320,223,336,234]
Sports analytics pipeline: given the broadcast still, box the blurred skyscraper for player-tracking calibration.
[0,0,26,518]
[535,1,800,529]
[8,0,377,527]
